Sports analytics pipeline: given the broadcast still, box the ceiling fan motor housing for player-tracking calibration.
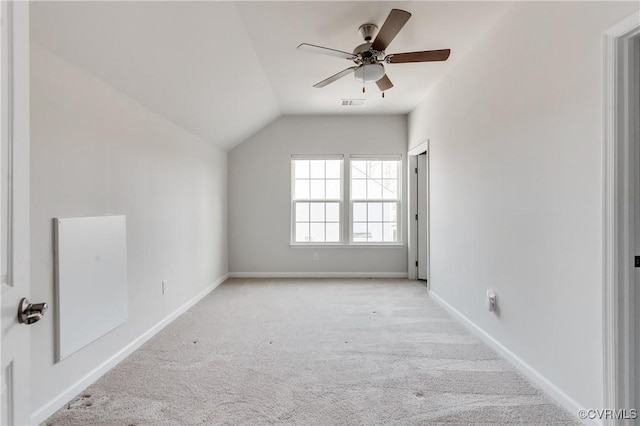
[353,42,373,58]
[353,42,384,63]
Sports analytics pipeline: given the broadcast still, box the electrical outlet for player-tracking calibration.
[313,252,319,261]
[162,280,168,294]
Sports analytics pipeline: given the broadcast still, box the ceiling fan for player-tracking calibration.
[298,9,450,95]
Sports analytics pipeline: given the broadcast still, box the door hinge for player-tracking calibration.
[414,167,418,174]
[415,214,418,220]
[635,256,640,267]
[415,261,419,267]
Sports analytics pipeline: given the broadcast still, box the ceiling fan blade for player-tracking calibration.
[313,66,359,88]
[298,43,356,60]
[387,49,451,64]
[371,9,411,52]
[376,74,393,91]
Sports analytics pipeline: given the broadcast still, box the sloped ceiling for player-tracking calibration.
[30,1,512,150]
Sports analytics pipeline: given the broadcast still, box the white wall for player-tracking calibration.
[408,1,639,412]
[228,115,407,276]
[29,43,228,419]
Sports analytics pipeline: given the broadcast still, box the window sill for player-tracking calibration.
[290,243,405,249]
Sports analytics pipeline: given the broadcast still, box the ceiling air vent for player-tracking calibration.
[341,99,365,106]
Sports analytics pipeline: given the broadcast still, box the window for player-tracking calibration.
[291,155,401,245]
[351,158,400,243]
[292,157,342,243]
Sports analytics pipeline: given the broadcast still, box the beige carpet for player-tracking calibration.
[44,278,578,425]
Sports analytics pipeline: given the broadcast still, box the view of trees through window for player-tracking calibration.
[351,160,399,243]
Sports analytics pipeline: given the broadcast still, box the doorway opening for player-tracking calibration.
[407,141,429,286]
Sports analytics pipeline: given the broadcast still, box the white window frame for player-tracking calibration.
[349,155,402,245]
[291,155,344,245]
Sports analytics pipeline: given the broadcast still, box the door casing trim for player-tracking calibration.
[603,12,640,421]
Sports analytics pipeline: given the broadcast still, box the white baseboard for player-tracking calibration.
[428,290,585,424]
[228,272,408,278]
[30,273,229,425]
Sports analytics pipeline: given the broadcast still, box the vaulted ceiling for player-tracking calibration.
[30,1,512,150]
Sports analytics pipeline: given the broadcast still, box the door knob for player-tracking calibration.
[18,298,48,325]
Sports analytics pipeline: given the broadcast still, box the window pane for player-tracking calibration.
[368,202,383,222]
[352,179,366,199]
[310,160,325,178]
[310,203,325,222]
[352,161,367,179]
[382,180,397,200]
[353,222,367,242]
[382,161,397,179]
[295,202,309,222]
[295,179,309,199]
[296,223,310,242]
[348,159,400,244]
[326,223,339,242]
[326,160,341,179]
[310,223,325,242]
[326,202,339,222]
[310,180,325,198]
[368,161,382,179]
[295,160,309,179]
[326,179,340,199]
[383,223,397,242]
[368,222,383,242]
[367,179,382,199]
[383,202,397,222]
[353,202,367,222]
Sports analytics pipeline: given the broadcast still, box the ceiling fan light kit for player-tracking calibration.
[298,9,451,94]
[354,63,385,83]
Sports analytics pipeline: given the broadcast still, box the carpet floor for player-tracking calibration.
[44,278,579,425]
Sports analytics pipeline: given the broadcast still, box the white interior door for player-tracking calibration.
[417,153,428,281]
[1,2,32,425]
